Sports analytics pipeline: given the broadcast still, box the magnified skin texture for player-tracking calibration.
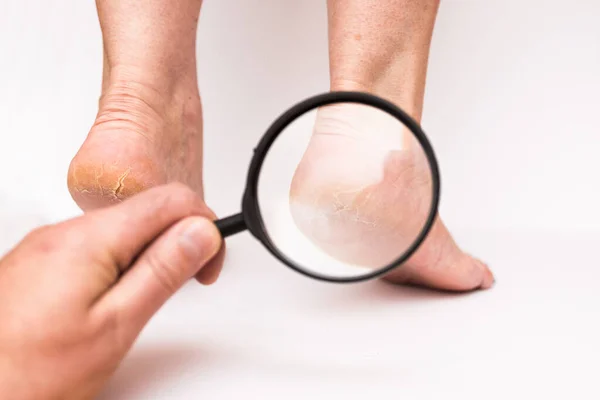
[289,0,494,291]
[290,104,431,269]
[290,105,491,291]
[66,0,493,291]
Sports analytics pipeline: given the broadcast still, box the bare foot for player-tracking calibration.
[67,0,225,284]
[67,68,223,285]
[68,68,204,211]
[289,103,494,291]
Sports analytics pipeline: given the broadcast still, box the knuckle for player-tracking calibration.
[145,250,185,294]
[169,183,198,207]
[23,224,51,240]
[153,183,198,213]
[166,181,193,195]
[22,225,61,253]
[94,307,130,359]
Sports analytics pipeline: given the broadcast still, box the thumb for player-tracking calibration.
[95,216,221,336]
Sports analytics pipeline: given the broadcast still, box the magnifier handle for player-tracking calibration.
[214,213,246,238]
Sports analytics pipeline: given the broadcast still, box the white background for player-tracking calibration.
[1,0,600,399]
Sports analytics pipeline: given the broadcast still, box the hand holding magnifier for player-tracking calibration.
[215,91,440,283]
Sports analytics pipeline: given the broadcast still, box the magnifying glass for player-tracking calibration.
[215,91,440,283]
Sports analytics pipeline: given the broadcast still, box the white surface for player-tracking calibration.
[99,230,600,399]
[1,0,600,398]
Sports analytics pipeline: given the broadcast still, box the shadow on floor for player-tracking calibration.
[97,343,222,400]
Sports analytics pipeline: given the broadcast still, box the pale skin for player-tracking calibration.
[0,1,495,397]
[68,0,493,290]
[291,0,494,290]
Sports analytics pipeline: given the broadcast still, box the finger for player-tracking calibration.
[83,183,215,273]
[95,216,221,335]
[194,240,226,285]
[191,205,226,285]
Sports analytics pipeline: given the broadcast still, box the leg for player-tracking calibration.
[290,0,494,291]
[328,0,435,121]
[68,0,205,210]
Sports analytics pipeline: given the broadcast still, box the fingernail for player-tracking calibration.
[178,218,220,264]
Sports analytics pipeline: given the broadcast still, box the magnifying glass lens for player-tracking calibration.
[256,101,434,280]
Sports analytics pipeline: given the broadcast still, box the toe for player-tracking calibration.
[477,258,495,290]
[385,253,495,292]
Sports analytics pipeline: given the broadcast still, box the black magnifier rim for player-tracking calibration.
[242,91,441,283]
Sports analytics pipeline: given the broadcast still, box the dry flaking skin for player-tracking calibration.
[290,146,430,268]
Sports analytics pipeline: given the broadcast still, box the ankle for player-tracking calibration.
[95,65,202,132]
[330,53,430,122]
[102,64,199,107]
